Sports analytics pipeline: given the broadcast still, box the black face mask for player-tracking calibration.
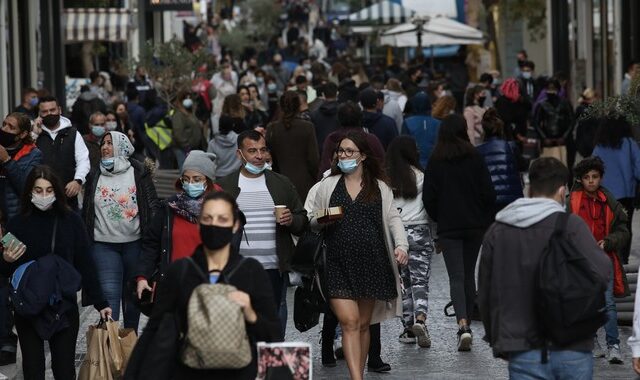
[478,96,487,105]
[0,129,18,148]
[41,114,60,128]
[200,224,234,250]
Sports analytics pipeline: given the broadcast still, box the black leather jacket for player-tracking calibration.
[82,158,160,241]
[533,98,575,143]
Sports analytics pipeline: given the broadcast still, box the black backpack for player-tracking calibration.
[538,212,606,348]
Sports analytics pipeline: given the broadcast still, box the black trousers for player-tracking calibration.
[15,307,79,380]
[440,232,484,323]
[618,197,634,264]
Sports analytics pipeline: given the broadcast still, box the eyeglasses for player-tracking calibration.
[181,176,207,185]
[336,148,360,158]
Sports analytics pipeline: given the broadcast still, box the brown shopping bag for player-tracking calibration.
[104,319,124,375]
[118,328,138,375]
[77,322,114,380]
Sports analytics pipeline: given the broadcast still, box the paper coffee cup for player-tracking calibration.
[274,205,287,221]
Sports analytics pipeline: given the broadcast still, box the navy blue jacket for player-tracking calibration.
[402,92,441,169]
[362,111,398,150]
[476,138,524,208]
[0,144,42,222]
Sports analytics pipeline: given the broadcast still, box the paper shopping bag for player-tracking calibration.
[77,324,113,380]
[118,328,138,375]
[105,320,124,375]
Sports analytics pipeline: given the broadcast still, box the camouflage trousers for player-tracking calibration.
[401,224,434,327]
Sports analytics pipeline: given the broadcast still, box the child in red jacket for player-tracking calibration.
[569,156,630,364]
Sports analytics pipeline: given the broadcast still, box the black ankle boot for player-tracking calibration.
[321,330,336,367]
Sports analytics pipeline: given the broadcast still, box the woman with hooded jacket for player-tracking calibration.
[82,131,160,332]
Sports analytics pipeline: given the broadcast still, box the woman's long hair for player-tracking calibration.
[595,116,633,149]
[385,136,422,199]
[464,85,484,107]
[20,165,69,215]
[279,91,301,130]
[330,131,386,202]
[430,114,476,161]
[481,108,505,139]
[431,95,457,120]
[221,94,245,119]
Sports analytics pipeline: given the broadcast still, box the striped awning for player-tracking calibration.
[64,8,134,43]
[348,0,415,25]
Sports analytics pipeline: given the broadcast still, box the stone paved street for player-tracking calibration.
[2,221,640,379]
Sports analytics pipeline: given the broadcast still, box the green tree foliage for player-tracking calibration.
[500,0,547,41]
[218,0,282,56]
[130,38,212,108]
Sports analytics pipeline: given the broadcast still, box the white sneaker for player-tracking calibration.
[333,336,344,359]
[411,322,431,348]
[593,338,605,358]
[607,344,623,364]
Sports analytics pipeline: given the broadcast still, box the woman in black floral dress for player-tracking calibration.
[309,128,408,380]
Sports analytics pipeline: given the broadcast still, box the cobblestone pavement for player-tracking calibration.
[3,221,640,379]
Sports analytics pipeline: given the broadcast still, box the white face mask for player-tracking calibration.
[31,193,56,211]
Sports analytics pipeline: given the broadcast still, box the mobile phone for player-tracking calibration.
[140,282,157,304]
[1,232,21,248]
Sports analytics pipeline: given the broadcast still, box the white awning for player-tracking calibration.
[348,1,415,25]
[64,8,135,43]
[400,0,458,18]
[380,16,484,47]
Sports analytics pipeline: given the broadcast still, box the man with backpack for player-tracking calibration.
[478,157,610,379]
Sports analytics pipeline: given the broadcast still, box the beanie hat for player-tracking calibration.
[181,150,217,181]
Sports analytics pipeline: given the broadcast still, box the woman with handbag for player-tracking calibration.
[1,165,111,380]
[134,151,221,310]
[125,191,281,380]
[83,131,160,333]
[308,130,408,380]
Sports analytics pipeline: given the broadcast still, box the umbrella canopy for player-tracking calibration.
[380,16,484,47]
[348,0,415,25]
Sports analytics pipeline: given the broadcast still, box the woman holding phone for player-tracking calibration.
[0,165,110,380]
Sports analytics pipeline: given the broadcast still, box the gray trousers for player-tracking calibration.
[400,224,434,327]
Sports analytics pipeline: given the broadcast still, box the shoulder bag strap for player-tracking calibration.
[184,257,208,282]
[224,257,247,283]
[50,218,58,254]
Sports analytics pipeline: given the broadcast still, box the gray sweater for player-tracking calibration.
[207,131,241,178]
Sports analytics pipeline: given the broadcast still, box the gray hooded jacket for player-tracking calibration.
[478,197,610,357]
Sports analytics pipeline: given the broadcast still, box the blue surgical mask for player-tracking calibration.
[29,97,39,107]
[264,162,273,171]
[101,158,115,169]
[521,72,532,80]
[91,126,106,137]
[183,182,206,198]
[182,98,193,109]
[245,161,266,175]
[267,83,277,92]
[337,158,358,174]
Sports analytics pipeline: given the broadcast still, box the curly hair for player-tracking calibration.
[431,96,457,120]
[279,91,301,130]
[574,156,605,179]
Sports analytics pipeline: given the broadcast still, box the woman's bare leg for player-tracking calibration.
[356,299,376,374]
[330,298,362,380]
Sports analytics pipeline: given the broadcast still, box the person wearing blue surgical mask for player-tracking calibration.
[83,111,108,171]
[82,131,160,333]
[217,130,308,338]
[13,88,39,120]
[134,150,229,306]
[308,131,409,377]
[172,91,207,169]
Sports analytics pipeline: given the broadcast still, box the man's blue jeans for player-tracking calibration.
[508,350,593,380]
[603,260,619,346]
[91,240,142,332]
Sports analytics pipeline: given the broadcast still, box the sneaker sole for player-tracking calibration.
[398,337,417,344]
[411,324,431,348]
[458,333,472,351]
[609,357,623,364]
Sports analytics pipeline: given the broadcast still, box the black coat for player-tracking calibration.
[126,247,282,380]
[82,158,160,241]
[423,152,496,238]
[310,100,340,149]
